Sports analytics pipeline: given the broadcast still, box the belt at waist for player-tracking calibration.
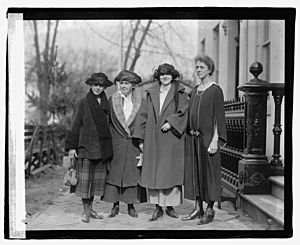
[189,129,203,136]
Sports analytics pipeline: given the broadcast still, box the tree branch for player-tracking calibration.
[129,20,152,71]
[123,20,140,70]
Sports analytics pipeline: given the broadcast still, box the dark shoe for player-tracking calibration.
[128,208,138,218]
[81,203,90,223]
[181,209,202,221]
[165,207,178,218]
[108,205,119,218]
[81,213,90,223]
[149,207,163,222]
[90,209,104,219]
[197,208,215,225]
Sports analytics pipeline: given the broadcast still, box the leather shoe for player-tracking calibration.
[90,209,104,219]
[149,208,163,221]
[197,208,215,225]
[81,213,90,223]
[165,207,178,218]
[128,208,138,218]
[108,205,119,218]
[181,209,202,221]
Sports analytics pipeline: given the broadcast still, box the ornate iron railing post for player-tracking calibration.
[237,62,273,194]
[270,83,285,173]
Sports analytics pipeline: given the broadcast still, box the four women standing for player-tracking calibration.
[66,55,226,225]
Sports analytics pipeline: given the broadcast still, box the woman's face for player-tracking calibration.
[91,84,105,95]
[159,74,172,86]
[195,61,211,80]
[120,80,134,96]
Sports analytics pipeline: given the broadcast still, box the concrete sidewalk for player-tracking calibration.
[26,188,266,230]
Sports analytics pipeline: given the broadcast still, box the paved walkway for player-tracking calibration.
[26,187,266,230]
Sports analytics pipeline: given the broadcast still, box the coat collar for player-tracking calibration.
[146,82,185,121]
[111,90,142,136]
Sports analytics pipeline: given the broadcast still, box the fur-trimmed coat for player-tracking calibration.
[105,90,142,188]
[133,82,189,189]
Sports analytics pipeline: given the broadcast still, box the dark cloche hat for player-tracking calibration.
[114,70,142,85]
[85,72,113,87]
[153,63,180,80]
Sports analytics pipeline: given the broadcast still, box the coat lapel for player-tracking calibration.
[111,91,142,136]
[112,92,130,135]
[160,84,185,116]
[127,90,142,127]
[147,84,160,122]
[160,83,175,116]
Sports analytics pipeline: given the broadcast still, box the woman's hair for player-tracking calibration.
[153,63,180,80]
[194,55,215,75]
[153,63,180,112]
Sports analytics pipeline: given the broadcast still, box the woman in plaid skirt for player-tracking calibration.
[65,72,113,223]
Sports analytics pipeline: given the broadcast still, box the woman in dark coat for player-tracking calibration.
[103,70,146,218]
[133,63,189,221]
[65,72,113,223]
[182,55,227,225]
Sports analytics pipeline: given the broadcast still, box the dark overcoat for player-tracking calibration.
[105,91,142,188]
[65,94,109,160]
[133,82,189,189]
[184,83,227,201]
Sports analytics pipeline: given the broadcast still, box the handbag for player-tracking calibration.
[63,158,78,186]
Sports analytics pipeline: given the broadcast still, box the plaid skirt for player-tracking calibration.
[73,158,107,199]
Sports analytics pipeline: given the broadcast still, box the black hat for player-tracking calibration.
[153,63,179,80]
[85,73,113,87]
[114,70,142,85]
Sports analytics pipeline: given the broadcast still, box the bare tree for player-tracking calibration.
[85,20,190,73]
[26,20,68,125]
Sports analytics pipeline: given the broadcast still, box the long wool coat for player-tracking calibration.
[105,91,142,188]
[184,83,227,202]
[133,82,189,190]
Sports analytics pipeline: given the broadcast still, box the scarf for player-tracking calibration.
[86,89,113,162]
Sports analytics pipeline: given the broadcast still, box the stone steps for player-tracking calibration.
[269,176,284,201]
[239,175,284,230]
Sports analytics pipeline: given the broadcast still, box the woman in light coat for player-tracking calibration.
[133,63,189,221]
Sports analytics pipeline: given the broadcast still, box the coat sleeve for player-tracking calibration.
[65,100,83,151]
[166,91,189,137]
[214,86,227,146]
[132,93,149,141]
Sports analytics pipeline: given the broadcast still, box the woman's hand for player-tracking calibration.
[208,139,218,155]
[161,122,171,132]
[139,143,144,152]
[68,149,77,159]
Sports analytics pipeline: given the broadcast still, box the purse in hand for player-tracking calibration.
[63,158,78,186]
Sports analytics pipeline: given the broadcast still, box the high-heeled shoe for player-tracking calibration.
[165,207,178,218]
[128,208,138,218]
[108,205,119,218]
[149,207,163,221]
[197,208,215,225]
[181,209,202,221]
[90,209,104,219]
